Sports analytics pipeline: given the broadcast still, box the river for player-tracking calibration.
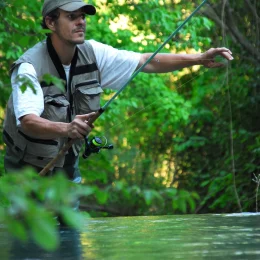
[1,213,260,259]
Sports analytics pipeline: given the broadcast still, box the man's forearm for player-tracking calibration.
[139,53,202,73]
[20,114,68,140]
[20,113,94,140]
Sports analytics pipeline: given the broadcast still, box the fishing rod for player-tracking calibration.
[39,0,208,176]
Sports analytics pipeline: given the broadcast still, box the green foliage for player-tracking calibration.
[81,180,199,216]
[0,168,95,250]
[79,0,260,216]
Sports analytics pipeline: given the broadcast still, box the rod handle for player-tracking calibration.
[39,109,104,176]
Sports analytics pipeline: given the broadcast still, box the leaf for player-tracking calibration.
[19,36,30,47]
[201,180,210,187]
[60,207,85,229]
[6,218,28,242]
[178,198,187,213]
[16,75,37,94]
[164,188,178,197]
[187,197,196,212]
[73,185,95,198]
[114,181,125,190]
[41,74,65,92]
[28,210,59,251]
[143,190,153,206]
[95,189,108,204]
[143,190,163,206]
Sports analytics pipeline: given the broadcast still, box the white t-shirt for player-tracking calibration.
[12,40,141,125]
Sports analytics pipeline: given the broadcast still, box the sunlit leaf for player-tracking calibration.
[60,207,85,229]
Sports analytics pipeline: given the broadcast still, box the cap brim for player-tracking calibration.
[59,2,96,15]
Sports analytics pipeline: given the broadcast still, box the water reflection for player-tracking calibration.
[0,213,260,259]
[8,228,81,260]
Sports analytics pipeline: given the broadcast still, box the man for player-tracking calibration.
[3,0,233,182]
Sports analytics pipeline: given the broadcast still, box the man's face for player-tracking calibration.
[53,9,86,45]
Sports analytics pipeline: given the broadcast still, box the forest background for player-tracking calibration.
[0,0,259,251]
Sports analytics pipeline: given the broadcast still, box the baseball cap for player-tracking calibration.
[42,0,96,17]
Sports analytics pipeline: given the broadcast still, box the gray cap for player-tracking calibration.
[42,0,96,17]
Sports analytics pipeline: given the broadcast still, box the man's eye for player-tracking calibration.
[68,14,76,20]
[67,14,85,20]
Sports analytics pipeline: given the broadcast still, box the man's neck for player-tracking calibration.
[50,35,76,65]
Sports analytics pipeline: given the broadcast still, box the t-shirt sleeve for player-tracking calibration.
[12,63,44,126]
[88,40,141,90]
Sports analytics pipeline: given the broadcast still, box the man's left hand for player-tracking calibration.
[200,47,234,68]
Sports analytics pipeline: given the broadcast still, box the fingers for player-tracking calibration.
[202,47,234,68]
[215,47,232,55]
[210,47,234,61]
[85,120,94,129]
[209,62,225,68]
[80,112,96,128]
[218,49,233,61]
[68,113,96,139]
[69,123,92,139]
[204,60,227,69]
[81,112,96,120]
[77,112,96,127]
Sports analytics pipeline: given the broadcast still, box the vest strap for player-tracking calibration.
[18,130,58,146]
[3,130,22,153]
[75,64,98,75]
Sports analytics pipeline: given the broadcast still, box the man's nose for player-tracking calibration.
[76,16,85,25]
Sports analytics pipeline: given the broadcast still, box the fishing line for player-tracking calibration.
[221,0,242,212]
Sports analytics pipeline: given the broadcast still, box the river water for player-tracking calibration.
[1,213,260,259]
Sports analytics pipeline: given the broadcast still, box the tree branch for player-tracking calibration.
[80,203,121,215]
[203,1,260,62]
[245,0,260,52]
[225,1,260,60]
[244,0,260,21]
[202,3,229,31]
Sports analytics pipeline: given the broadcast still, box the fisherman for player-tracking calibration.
[3,0,234,182]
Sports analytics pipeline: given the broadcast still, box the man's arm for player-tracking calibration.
[20,113,95,140]
[12,63,94,140]
[138,47,234,73]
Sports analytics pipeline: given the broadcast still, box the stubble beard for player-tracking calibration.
[56,27,85,46]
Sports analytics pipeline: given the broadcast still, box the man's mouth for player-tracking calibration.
[73,27,85,33]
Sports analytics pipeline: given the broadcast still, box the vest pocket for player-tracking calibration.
[41,94,70,122]
[73,80,103,115]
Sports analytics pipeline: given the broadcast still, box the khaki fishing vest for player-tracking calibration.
[3,37,102,168]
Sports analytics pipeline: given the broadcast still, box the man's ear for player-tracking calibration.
[45,17,55,31]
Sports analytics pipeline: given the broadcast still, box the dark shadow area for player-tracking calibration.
[8,227,82,260]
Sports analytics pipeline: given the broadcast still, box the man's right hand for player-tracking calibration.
[20,112,96,140]
[67,113,96,139]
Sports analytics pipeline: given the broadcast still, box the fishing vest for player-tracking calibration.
[3,37,102,168]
